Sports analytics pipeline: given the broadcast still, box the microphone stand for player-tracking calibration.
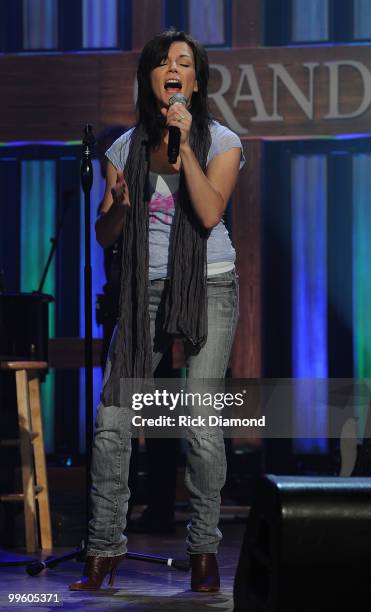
[23,124,190,577]
[81,123,95,536]
[37,190,75,294]
[23,124,95,571]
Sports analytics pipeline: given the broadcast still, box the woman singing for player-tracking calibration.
[70,30,244,593]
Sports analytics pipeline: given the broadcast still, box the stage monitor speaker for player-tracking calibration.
[234,475,371,612]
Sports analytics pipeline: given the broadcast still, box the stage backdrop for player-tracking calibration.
[1,0,371,458]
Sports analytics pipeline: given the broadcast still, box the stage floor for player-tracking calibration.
[0,523,245,611]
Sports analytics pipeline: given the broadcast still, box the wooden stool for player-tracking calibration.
[0,361,52,552]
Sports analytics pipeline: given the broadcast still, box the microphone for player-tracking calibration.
[167,93,188,163]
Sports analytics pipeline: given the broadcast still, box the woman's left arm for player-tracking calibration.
[180,144,241,229]
[163,104,242,230]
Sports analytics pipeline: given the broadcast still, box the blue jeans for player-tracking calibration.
[87,268,239,557]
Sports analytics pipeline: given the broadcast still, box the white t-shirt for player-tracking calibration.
[106,121,245,280]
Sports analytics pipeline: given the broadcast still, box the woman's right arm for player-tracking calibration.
[95,160,130,248]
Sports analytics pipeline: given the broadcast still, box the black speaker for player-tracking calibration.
[234,475,371,612]
[0,292,53,361]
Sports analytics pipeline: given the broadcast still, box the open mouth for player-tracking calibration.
[164,79,182,92]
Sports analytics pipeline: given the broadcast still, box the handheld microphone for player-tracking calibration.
[167,93,188,164]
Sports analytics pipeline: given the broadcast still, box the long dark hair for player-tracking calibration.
[136,30,211,150]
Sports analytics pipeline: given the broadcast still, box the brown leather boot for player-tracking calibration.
[69,554,125,590]
[190,553,220,593]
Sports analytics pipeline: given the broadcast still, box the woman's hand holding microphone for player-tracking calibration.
[161,103,192,151]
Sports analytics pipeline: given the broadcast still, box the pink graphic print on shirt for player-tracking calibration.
[149,191,177,224]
